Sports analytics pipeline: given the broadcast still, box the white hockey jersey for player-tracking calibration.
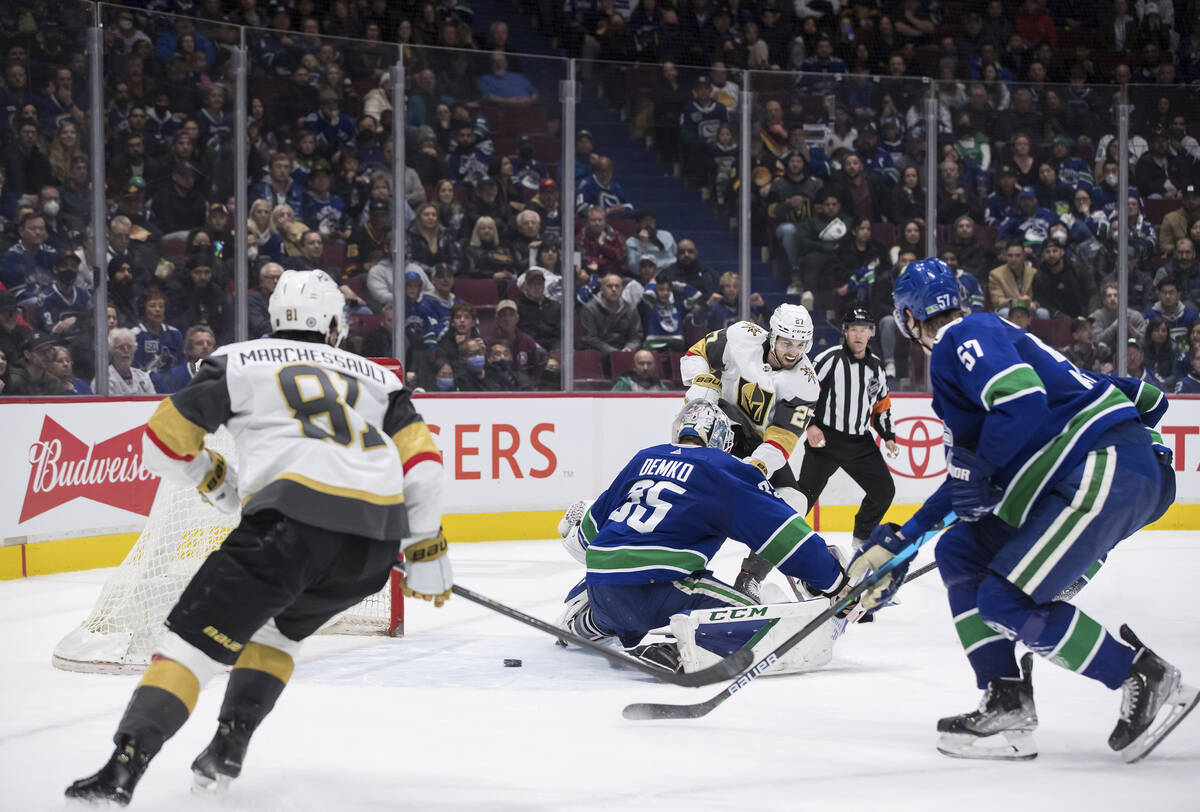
[679,320,820,473]
[143,338,442,541]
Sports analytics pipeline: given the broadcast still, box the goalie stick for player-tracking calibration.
[450,585,754,687]
[622,517,954,721]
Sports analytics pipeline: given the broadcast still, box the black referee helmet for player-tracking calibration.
[843,305,875,333]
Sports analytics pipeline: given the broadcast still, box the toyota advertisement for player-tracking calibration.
[1,393,1197,549]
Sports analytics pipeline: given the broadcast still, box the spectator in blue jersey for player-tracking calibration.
[445,122,491,186]
[1145,276,1199,343]
[799,35,847,74]
[48,345,91,395]
[1032,161,1073,215]
[998,187,1056,252]
[301,160,350,240]
[1175,346,1200,393]
[940,250,987,314]
[36,252,89,341]
[150,325,215,394]
[860,258,1188,763]
[133,286,184,373]
[640,278,690,351]
[679,77,728,190]
[0,211,57,300]
[415,262,462,351]
[984,164,1020,226]
[575,156,634,220]
[251,153,304,214]
[702,271,766,330]
[477,52,538,108]
[1050,136,1094,193]
[303,89,356,158]
[624,210,676,274]
[196,86,232,151]
[853,124,899,187]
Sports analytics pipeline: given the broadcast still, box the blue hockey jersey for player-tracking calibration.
[929,313,1140,527]
[579,443,823,585]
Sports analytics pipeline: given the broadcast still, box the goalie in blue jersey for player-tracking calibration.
[850,257,1195,763]
[556,401,850,672]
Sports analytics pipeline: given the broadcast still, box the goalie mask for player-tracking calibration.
[268,269,348,346]
[671,401,734,453]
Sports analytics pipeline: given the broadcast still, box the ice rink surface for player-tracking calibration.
[2,531,1198,811]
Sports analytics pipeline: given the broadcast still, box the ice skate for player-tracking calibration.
[1109,625,1200,763]
[555,587,616,647]
[65,736,150,806]
[191,718,253,795]
[627,642,682,673]
[937,653,1038,761]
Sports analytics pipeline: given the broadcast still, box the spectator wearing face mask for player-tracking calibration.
[36,250,89,334]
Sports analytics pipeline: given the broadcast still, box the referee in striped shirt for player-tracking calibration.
[799,306,899,548]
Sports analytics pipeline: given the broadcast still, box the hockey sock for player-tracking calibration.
[116,656,200,757]
[978,577,1136,690]
[219,643,294,728]
[948,585,1018,689]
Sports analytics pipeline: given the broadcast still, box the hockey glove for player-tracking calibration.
[399,530,453,607]
[684,373,722,406]
[847,523,910,611]
[196,450,239,515]
[946,447,1001,522]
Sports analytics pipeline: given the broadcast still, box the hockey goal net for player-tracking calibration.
[52,427,404,675]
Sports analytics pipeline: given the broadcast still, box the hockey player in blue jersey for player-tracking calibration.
[557,401,848,671]
[849,257,1196,762]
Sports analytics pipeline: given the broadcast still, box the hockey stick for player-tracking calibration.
[622,517,955,720]
[450,584,754,687]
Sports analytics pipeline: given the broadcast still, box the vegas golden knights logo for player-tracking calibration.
[737,377,773,426]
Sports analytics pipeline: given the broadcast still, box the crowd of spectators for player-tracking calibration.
[568,0,1200,388]
[2,0,1199,395]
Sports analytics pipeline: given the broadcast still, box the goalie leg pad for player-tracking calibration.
[670,600,835,677]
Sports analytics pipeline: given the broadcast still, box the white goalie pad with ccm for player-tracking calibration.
[670,599,838,677]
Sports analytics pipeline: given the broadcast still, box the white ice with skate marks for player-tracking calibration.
[2,533,1198,811]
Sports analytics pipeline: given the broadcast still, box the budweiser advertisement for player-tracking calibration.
[2,394,1197,547]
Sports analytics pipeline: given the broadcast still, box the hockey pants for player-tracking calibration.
[934,420,1175,689]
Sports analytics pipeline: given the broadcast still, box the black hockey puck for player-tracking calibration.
[504,658,522,667]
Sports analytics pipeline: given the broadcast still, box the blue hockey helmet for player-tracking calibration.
[892,257,960,339]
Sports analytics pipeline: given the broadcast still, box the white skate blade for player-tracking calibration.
[191,769,233,797]
[937,729,1038,761]
[1119,682,1200,764]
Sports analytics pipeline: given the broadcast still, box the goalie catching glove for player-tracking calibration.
[398,529,453,607]
[846,523,910,612]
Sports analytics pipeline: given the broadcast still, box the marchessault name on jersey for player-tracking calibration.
[236,345,391,385]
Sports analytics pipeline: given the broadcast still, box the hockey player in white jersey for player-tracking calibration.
[66,270,450,805]
[679,303,822,597]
